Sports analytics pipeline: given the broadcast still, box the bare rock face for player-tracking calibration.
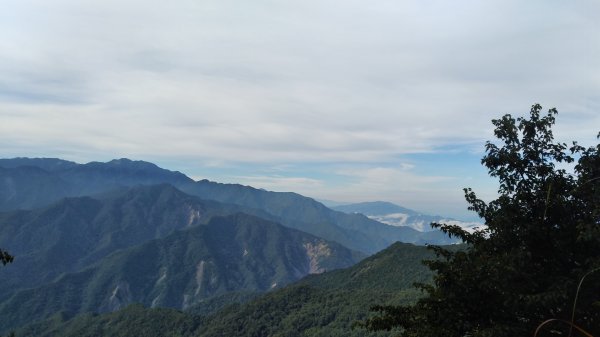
[185,204,202,227]
[102,281,133,312]
[303,241,332,274]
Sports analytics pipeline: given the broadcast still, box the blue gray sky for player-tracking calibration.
[1,0,598,220]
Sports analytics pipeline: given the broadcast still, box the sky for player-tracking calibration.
[1,0,598,221]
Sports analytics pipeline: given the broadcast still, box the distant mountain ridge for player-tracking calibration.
[0,158,459,253]
[333,201,418,216]
[0,157,79,171]
[0,158,191,212]
[333,201,482,232]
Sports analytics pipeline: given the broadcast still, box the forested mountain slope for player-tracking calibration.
[13,242,437,337]
[0,213,360,333]
[0,184,247,296]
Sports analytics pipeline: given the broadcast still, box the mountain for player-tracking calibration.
[0,213,361,333]
[0,158,467,335]
[180,180,456,252]
[0,157,78,171]
[333,201,482,233]
[0,158,192,212]
[0,166,72,211]
[14,242,440,337]
[194,242,438,337]
[60,159,193,196]
[0,184,280,297]
[332,201,418,216]
[0,158,459,253]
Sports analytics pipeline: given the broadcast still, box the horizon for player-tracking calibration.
[0,155,481,222]
[1,0,598,221]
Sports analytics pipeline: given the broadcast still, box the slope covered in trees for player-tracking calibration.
[0,184,253,296]
[0,212,361,333]
[13,242,438,337]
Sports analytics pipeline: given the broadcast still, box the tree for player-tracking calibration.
[363,104,600,336]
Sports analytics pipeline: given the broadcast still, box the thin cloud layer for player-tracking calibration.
[1,0,598,219]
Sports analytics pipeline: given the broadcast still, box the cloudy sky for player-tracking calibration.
[1,0,598,220]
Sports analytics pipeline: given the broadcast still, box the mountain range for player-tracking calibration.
[332,201,482,232]
[0,158,458,254]
[0,157,466,335]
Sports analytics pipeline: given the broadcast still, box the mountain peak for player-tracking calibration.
[105,158,159,169]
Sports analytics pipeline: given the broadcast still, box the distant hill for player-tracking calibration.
[0,213,361,333]
[333,201,482,233]
[333,201,418,216]
[0,158,460,253]
[14,242,439,337]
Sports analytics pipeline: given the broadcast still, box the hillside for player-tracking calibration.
[194,242,436,337]
[0,213,360,333]
[181,180,453,252]
[13,305,201,337]
[0,166,72,211]
[14,242,437,337]
[0,184,248,296]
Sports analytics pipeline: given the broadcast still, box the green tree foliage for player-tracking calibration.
[15,304,201,337]
[363,104,600,336]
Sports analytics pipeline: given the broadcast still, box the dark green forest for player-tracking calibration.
[12,242,436,337]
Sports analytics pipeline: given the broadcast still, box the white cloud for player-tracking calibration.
[0,0,597,219]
